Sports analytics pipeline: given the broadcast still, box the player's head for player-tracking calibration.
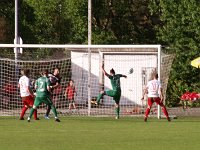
[69,79,74,86]
[22,69,30,77]
[53,66,60,75]
[110,68,115,76]
[153,73,159,79]
[42,69,48,76]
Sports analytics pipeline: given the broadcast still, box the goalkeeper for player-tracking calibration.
[96,64,127,119]
[28,69,60,122]
[45,67,61,119]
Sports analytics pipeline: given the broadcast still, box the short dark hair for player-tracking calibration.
[23,69,30,76]
[110,68,115,75]
[42,69,48,75]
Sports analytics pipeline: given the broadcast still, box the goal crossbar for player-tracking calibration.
[0,44,161,49]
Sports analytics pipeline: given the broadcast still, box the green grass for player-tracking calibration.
[0,117,200,150]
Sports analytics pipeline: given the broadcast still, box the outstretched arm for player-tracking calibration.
[122,75,127,78]
[102,64,109,77]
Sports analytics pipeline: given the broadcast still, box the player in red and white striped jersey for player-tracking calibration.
[18,69,38,120]
[141,73,170,122]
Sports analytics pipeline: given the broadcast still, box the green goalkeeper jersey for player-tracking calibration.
[36,76,50,97]
[108,74,123,91]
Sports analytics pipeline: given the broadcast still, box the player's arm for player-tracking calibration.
[159,87,164,102]
[102,64,109,77]
[121,74,127,78]
[35,80,38,90]
[141,87,148,100]
[47,85,50,92]
[18,79,21,88]
[158,81,164,101]
[50,82,59,89]
[27,86,34,97]
[141,83,149,100]
[47,78,51,92]
[64,87,68,97]
[25,78,34,97]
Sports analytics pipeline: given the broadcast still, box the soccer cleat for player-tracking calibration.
[55,118,61,122]
[35,118,40,120]
[44,115,50,119]
[19,117,24,120]
[167,117,171,122]
[115,116,119,119]
[27,117,30,122]
[144,117,147,122]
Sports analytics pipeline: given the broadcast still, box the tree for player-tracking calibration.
[20,0,74,59]
[149,0,200,106]
[0,0,14,44]
[65,0,88,44]
[92,0,157,44]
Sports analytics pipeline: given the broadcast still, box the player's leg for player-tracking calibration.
[20,98,29,120]
[28,97,41,122]
[96,90,106,105]
[155,98,170,121]
[20,104,28,120]
[113,93,121,119]
[45,105,51,119]
[45,94,52,119]
[72,100,76,109]
[69,101,72,110]
[33,109,39,120]
[28,96,39,120]
[45,96,60,122]
[144,98,154,121]
[114,102,120,119]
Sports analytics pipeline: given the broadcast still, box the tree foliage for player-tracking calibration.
[149,0,200,106]
[92,0,157,44]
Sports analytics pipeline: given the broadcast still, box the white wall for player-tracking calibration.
[104,54,157,105]
[71,52,100,104]
[71,51,157,106]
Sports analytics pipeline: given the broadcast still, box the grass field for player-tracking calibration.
[0,116,200,150]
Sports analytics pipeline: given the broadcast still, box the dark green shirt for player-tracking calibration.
[36,76,50,97]
[108,74,123,91]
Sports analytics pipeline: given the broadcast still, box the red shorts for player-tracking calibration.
[22,95,34,107]
[147,97,164,107]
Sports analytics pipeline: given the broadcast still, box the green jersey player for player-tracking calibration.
[96,64,127,119]
[27,69,60,122]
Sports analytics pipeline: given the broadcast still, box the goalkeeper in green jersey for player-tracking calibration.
[96,64,127,119]
[28,69,60,122]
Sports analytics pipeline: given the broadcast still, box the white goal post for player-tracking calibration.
[0,44,171,119]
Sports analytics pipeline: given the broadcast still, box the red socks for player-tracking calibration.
[20,106,28,119]
[33,109,38,120]
[162,107,169,118]
[145,108,150,118]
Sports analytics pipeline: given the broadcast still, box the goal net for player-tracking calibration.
[0,45,173,118]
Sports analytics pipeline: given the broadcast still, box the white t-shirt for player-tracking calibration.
[18,75,31,97]
[146,79,161,97]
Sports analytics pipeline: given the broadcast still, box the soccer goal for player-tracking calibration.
[0,44,173,118]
